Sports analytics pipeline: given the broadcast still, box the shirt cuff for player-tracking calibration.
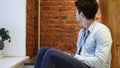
[74,54,85,62]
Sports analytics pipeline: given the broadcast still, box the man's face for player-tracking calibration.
[76,9,81,22]
[76,9,86,27]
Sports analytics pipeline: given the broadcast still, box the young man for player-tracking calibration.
[34,0,112,68]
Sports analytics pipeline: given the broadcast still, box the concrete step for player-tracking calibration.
[24,63,34,68]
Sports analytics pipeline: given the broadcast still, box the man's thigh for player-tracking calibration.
[48,48,89,68]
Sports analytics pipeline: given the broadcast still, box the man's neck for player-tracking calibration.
[83,19,94,30]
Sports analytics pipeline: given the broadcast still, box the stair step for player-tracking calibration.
[24,63,34,68]
[24,63,34,65]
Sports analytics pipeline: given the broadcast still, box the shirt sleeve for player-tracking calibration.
[74,27,112,68]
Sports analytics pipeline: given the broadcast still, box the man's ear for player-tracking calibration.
[80,12,85,18]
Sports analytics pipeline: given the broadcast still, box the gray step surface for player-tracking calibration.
[24,63,34,68]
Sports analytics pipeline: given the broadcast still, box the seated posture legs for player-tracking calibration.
[34,47,90,68]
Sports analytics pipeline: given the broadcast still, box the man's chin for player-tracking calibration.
[76,20,80,22]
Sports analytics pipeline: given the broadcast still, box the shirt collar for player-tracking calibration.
[82,20,97,33]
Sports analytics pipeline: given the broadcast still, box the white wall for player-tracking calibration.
[0,0,26,56]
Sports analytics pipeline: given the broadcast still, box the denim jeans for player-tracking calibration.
[34,47,90,68]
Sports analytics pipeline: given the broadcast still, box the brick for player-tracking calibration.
[40,42,51,47]
[60,37,75,42]
[58,6,66,12]
[40,37,49,42]
[62,24,77,29]
[65,20,77,24]
[67,15,76,20]
[44,28,55,33]
[41,0,49,1]
[60,16,67,20]
[56,20,65,24]
[41,6,57,11]
[62,11,76,16]
[58,6,75,12]
[41,19,57,24]
[41,1,58,6]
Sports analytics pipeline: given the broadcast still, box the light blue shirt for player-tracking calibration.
[74,20,112,68]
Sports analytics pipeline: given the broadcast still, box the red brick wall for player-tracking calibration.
[26,0,38,58]
[40,0,101,53]
[34,0,39,57]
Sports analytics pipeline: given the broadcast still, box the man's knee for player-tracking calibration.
[40,47,49,51]
[38,47,49,52]
[36,47,49,56]
[45,48,57,56]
